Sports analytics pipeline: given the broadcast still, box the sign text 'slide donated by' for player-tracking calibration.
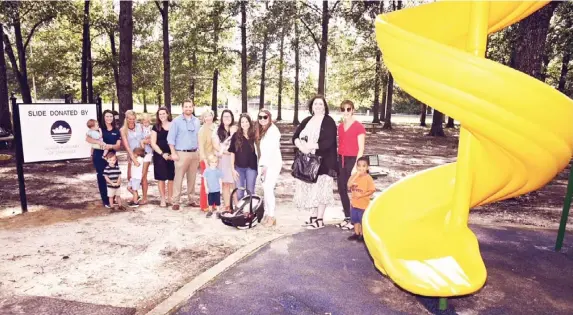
[19,104,97,163]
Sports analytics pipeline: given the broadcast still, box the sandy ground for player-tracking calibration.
[1,122,571,313]
[0,159,325,313]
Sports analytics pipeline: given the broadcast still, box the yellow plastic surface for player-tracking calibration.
[363,0,573,297]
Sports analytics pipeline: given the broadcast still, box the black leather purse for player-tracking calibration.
[291,150,322,183]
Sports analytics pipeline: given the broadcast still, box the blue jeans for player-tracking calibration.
[235,167,257,200]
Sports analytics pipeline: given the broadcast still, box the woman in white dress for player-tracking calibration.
[255,108,282,227]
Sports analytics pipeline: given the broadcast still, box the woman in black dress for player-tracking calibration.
[150,106,174,207]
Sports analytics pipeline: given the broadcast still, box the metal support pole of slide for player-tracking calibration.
[555,166,573,251]
[439,298,448,311]
[11,96,27,213]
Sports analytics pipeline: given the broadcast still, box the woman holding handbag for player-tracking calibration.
[255,108,282,227]
[292,95,338,229]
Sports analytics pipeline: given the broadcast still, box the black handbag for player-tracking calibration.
[291,150,322,183]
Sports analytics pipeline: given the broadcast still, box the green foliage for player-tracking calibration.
[2,0,570,112]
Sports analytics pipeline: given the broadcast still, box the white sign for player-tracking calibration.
[18,104,98,163]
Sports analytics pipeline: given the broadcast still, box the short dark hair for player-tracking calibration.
[86,119,97,128]
[340,100,355,110]
[357,156,370,166]
[105,151,116,159]
[307,94,329,115]
[182,99,194,106]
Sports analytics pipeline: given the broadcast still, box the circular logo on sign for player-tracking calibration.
[50,121,72,144]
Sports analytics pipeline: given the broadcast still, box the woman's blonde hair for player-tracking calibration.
[201,109,214,123]
[121,110,138,135]
[140,113,151,123]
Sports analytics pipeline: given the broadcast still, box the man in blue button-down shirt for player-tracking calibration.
[168,99,201,210]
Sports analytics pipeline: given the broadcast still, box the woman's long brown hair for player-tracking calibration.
[234,113,255,152]
[155,106,173,131]
[255,109,273,142]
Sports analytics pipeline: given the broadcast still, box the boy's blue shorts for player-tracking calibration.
[208,192,221,206]
[350,206,364,224]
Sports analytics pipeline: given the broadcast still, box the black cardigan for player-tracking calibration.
[292,115,338,177]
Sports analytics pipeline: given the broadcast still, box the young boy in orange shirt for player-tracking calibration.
[347,156,376,242]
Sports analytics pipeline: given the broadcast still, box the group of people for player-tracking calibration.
[86,95,376,239]
[86,99,283,227]
[291,95,375,240]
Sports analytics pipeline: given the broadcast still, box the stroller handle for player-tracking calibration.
[230,187,254,214]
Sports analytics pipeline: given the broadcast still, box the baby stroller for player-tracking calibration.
[220,187,265,229]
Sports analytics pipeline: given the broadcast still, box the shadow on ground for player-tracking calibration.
[174,225,573,315]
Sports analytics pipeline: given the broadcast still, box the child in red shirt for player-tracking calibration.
[347,156,376,242]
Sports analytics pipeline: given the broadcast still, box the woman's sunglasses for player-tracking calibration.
[341,107,352,112]
[258,115,269,120]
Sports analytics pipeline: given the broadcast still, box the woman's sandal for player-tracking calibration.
[306,219,324,229]
[336,218,353,230]
[302,216,317,227]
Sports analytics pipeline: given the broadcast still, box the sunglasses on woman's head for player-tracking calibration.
[341,107,352,112]
[258,115,268,120]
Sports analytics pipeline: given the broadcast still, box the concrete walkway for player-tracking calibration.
[174,225,573,315]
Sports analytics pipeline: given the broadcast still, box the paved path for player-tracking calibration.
[174,225,573,315]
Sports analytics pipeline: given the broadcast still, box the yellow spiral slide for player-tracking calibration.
[363,1,573,297]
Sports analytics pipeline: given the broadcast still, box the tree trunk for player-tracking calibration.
[372,49,381,123]
[81,1,89,103]
[428,109,445,136]
[446,116,455,128]
[143,90,147,113]
[277,25,285,121]
[259,29,268,109]
[109,30,119,102]
[293,4,300,125]
[118,1,133,122]
[420,103,427,127]
[190,50,197,103]
[5,3,33,104]
[212,69,219,117]
[317,1,329,95]
[86,5,93,103]
[381,0,401,129]
[211,2,222,120]
[157,92,162,107]
[513,2,559,80]
[240,1,248,113]
[160,0,171,111]
[379,74,387,122]
[540,52,550,82]
[558,51,571,93]
[382,73,393,129]
[0,23,11,133]
[111,94,115,112]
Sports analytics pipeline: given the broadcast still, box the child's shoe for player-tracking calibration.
[347,234,360,241]
[128,201,139,208]
[206,210,213,218]
[357,235,364,242]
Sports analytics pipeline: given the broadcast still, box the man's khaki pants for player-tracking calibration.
[173,151,200,205]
